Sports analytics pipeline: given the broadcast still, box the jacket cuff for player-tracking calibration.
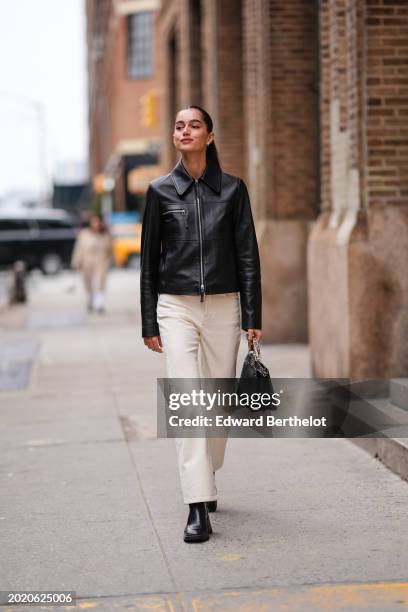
[240,284,262,331]
[241,316,262,332]
[142,322,160,338]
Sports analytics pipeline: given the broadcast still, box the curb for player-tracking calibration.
[350,397,408,483]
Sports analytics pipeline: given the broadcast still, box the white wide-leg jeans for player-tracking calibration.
[157,292,241,504]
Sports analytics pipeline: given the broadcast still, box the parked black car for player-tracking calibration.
[0,209,80,275]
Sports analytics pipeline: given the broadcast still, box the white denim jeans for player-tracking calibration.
[157,292,241,504]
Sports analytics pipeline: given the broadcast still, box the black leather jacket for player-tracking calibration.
[140,155,262,337]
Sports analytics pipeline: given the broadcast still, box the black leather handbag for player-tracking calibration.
[236,337,276,411]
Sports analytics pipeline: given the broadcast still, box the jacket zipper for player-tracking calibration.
[194,178,205,302]
[162,208,188,228]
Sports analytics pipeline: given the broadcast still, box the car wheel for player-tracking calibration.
[40,253,63,275]
[127,254,140,269]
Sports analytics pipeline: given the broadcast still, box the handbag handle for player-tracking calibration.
[250,336,261,359]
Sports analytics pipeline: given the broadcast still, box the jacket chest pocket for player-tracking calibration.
[161,207,189,236]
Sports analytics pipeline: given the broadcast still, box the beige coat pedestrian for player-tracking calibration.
[71,227,113,293]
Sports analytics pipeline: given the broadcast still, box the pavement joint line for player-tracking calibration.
[27,577,408,596]
[99,329,180,595]
[22,333,42,394]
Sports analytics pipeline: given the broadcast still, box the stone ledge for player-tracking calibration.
[350,399,408,482]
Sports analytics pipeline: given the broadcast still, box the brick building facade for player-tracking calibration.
[159,0,319,344]
[86,0,162,212]
[158,0,408,378]
[309,0,408,377]
[87,0,408,377]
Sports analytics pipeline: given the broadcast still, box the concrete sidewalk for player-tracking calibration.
[1,270,408,611]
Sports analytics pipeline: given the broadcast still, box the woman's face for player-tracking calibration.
[90,216,102,231]
[173,108,214,154]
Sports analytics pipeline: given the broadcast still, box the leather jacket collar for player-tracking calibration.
[170,156,222,196]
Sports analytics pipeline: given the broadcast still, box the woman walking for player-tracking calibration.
[71,213,113,313]
[140,105,262,543]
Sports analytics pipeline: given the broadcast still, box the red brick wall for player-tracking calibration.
[87,1,162,174]
[264,0,319,220]
[110,13,162,147]
[216,0,245,179]
[365,0,408,208]
[319,0,408,215]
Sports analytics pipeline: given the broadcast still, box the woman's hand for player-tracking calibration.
[144,336,163,353]
[247,328,262,348]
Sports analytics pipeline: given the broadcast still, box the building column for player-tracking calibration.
[308,0,408,377]
[244,0,320,342]
[160,1,182,170]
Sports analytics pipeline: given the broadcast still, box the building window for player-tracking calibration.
[127,11,154,79]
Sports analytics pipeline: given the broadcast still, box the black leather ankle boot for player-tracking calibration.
[184,502,212,543]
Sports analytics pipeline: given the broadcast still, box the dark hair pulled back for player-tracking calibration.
[180,105,221,169]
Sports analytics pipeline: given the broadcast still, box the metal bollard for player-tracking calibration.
[10,260,28,304]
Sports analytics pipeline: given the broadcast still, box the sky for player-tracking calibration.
[0,0,88,199]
